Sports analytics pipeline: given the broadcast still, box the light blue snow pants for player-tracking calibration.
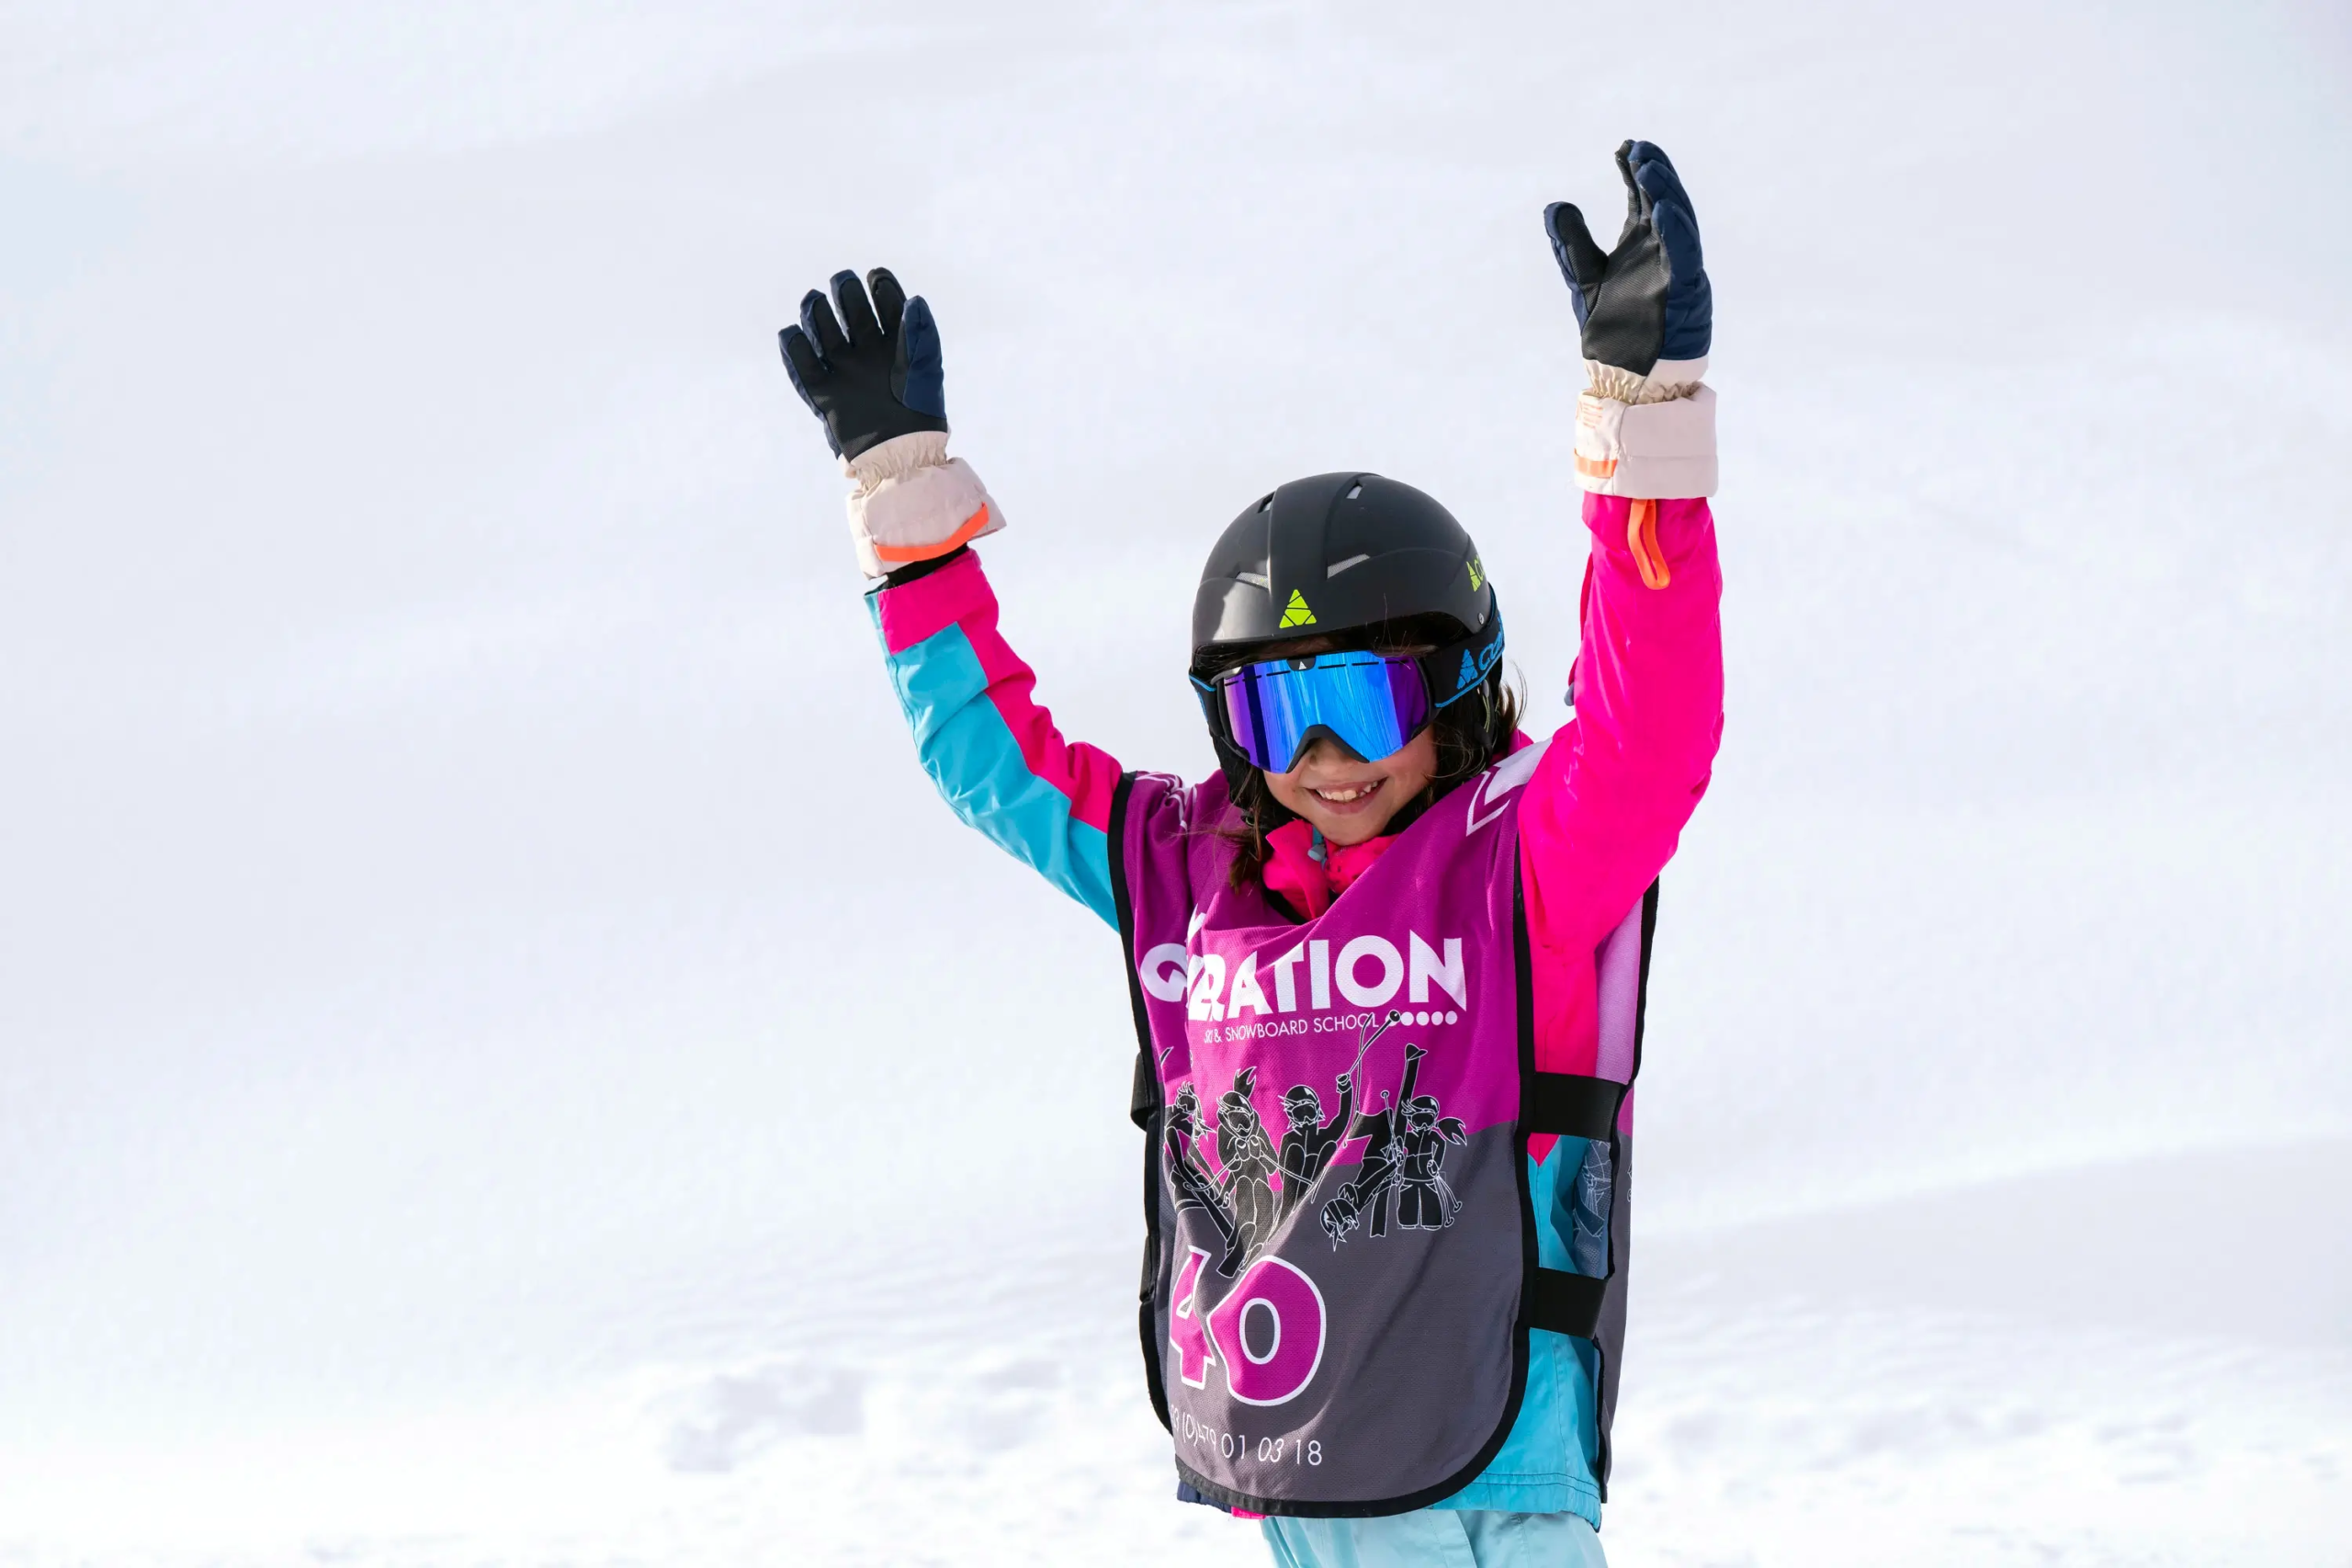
[1261,1510,1606,1568]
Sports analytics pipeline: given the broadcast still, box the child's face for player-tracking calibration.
[1263,727,1439,846]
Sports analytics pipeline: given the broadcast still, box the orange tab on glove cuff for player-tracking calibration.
[873,503,992,565]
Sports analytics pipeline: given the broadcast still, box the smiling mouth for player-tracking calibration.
[1308,779,1385,807]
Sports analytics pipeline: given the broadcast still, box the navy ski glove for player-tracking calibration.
[778,268,948,461]
[1544,141,1712,381]
[1544,142,1718,501]
[777,267,1002,578]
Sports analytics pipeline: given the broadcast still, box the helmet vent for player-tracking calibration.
[1257,494,1274,513]
[1236,570,1269,588]
[1325,553,1371,579]
[1344,483,1363,500]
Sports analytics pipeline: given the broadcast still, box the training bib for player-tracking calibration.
[1110,740,1645,1516]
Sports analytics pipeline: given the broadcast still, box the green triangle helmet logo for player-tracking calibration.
[1279,589,1317,628]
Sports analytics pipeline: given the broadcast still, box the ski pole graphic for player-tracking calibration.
[1343,1007,1402,1093]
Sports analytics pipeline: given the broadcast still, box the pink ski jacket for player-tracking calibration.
[867,491,1723,1524]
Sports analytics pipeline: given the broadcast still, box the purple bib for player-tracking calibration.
[1111,741,1645,1516]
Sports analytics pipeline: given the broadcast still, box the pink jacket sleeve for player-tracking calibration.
[1519,494,1724,1075]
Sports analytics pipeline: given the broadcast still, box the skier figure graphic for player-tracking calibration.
[1321,1042,1430,1246]
[1275,1068,1355,1224]
[1394,1090,1467,1230]
[1215,1066,1282,1260]
[1163,1081,1245,1275]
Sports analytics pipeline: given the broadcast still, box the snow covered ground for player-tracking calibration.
[2,2,2346,1563]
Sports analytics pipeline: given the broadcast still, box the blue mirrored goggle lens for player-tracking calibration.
[1216,652,1431,772]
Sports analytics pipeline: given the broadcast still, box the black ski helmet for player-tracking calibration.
[1191,472,1507,807]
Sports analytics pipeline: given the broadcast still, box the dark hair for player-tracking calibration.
[1211,615,1524,890]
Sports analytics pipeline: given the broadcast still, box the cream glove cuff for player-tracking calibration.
[845,430,1003,579]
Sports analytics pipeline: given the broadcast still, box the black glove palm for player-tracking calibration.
[778,268,948,461]
[1544,141,1712,378]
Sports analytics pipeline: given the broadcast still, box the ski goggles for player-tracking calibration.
[1199,651,1431,773]
[1194,609,1503,773]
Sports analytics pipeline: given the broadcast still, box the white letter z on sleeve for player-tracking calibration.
[845,429,1003,579]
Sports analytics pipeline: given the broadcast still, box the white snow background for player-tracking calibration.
[2,2,2347,1563]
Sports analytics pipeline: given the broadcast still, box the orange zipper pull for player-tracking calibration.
[1627,497,1670,590]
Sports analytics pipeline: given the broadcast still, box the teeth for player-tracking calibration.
[1314,782,1378,803]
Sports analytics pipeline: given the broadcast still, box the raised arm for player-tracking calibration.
[1523,496,1723,953]
[780,269,1123,927]
[1521,143,1727,962]
[870,548,1122,925]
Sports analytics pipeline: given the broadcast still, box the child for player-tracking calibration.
[779,141,1724,1568]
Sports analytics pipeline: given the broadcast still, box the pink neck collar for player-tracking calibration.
[1261,819,1398,919]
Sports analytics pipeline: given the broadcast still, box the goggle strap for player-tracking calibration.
[1420,604,1507,711]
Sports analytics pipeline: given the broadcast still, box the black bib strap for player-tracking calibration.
[1129,1046,1159,1131]
[1527,1268,1605,1339]
[1522,1071,1624,1143]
